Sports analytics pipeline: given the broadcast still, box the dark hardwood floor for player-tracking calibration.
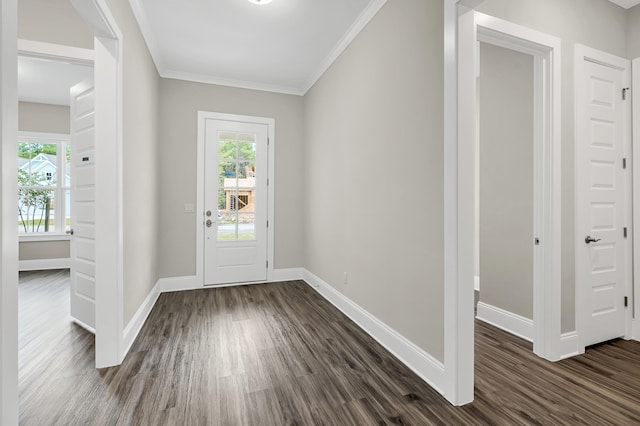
[18,270,640,425]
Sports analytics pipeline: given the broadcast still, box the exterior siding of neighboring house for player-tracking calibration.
[17,153,70,232]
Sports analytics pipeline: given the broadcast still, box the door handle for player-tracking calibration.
[66,229,74,236]
[206,219,213,228]
[585,235,601,244]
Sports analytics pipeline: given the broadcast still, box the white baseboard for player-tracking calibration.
[158,275,201,293]
[269,267,303,282]
[301,268,446,397]
[474,275,480,291]
[476,301,533,342]
[122,280,161,358]
[19,258,70,271]
[72,318,96,334]
[557,331,580,360]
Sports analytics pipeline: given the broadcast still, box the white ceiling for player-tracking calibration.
[608,0,640,8]
[130,0,387,95]
[18,56,93,106]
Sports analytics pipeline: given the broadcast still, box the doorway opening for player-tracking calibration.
[474,41,536,343]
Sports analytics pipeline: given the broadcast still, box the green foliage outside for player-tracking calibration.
[18,142,70,160]
[218,140,256,210]
[18,168,55,232]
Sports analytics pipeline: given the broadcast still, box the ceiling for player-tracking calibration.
[18,56,93,106]
[608,0,640,8]
[129,0,387,95]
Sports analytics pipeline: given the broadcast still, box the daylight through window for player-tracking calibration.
[18,133,71,234]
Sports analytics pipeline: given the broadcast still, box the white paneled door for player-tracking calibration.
[69,80,96,332]
[204,119,268,285]
[576,49,631,348]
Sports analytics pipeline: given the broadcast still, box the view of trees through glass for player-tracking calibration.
[18,139,71,233]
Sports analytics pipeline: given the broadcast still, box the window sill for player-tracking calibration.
[19,233,71,243]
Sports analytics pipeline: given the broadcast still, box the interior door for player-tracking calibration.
[576,54,631,348]
[69,80,96,332]
[204,119,268,285]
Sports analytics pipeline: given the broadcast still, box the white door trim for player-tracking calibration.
[1,0,19,422]
[196,111,275,287]
[634,58,640,340]
[446,3,563,405]
[575,44,632,351]
[69,0,124,368]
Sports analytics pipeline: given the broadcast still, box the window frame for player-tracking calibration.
[18,131,71,241]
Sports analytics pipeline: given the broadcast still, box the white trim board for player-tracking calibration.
[302,269,447,397]
[476,302,534,342]
[633,58,640,341]
[122,280,161,356]
[1,0,19,422]
[19,258,70,272]
[157,269,304,294]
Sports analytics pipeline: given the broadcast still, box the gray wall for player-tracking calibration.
[628,4,640,59]
[477,0,628,333]
[18,102,70,262]
[158,79,305,277]
[104,0,161,325]
[20,241,68,260]
[18,0,93,49]
[303,0,445,361]
[19,102,69,134]
[478,43,534,319]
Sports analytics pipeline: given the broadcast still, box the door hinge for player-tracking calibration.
[623,88,630,100]
[624,296,628,307]
[624,227,628,238]
[266,260,269,268]
[623,158,627,169]
[266,220,269,228]
[267,137,270,146]
[534,237,540,246]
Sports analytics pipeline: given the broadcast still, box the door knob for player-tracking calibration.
[585,235,601,244]
[206,219,213,228]
[66,229,74,236]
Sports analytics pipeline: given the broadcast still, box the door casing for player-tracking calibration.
[574,44,633,351]
[447,5,563,405]
[197,111,275,288]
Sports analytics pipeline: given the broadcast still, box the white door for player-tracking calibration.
[69,80,96,332]
[204,119,268,285]
[576,49,631,348]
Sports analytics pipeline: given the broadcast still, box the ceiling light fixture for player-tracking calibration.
[248,0,272,4]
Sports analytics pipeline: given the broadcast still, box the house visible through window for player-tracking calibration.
[18,133,71,234]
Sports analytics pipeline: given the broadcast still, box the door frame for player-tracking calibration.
[574,44,633,351]
[1,0,19,421]
[445,3,563,405]
[634,58,640,340]
[196,111,275,287]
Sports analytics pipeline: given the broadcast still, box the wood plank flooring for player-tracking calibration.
[18,271,640,425]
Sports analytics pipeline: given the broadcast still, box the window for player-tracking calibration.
[18,132,71,234]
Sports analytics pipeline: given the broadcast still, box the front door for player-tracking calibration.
[69,80,96,332]
[576,49,631,348]
[204,119,268,285]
